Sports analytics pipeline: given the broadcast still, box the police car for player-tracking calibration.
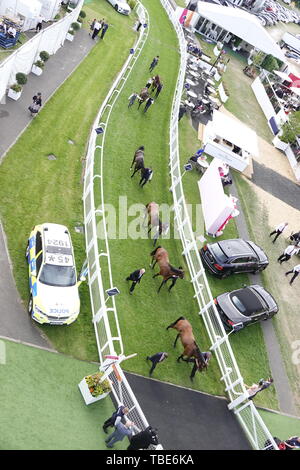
[26,223,85,325]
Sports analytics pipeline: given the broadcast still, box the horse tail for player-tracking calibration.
[169,265,184,278]
[150,246,161,257]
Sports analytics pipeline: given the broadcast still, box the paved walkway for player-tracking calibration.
[0,28,94,346]
[126,372,251,450]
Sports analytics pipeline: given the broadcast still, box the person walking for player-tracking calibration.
[89,18,96,36]
[28,92,42,117]
[245,378,273,400]
[103,404,129,433]
[269,222,288,244]
[139,168,153,187]
[143,97,154,114]
[155,82,164,99]
[105,421,135,448]
[35,15,44,33]
[91,19,102,40]
[285,263,300,285]
[128,92,138,108]
[277,244,300,264]
[149,56,159,72]
[126,268,145,295]
[178,103,187,121]
[145,77,153,89]
[146,352,168,376]
[100,22,109,39]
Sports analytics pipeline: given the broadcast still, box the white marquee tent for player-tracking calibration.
[195,2,286,63]
[0,0,42,31]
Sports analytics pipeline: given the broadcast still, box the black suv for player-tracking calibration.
[200,239,268,278]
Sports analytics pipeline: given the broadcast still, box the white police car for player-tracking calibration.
[106,0,131,15]
[26,223,85,325]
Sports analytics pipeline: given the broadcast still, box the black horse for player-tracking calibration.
[131,146,145,177]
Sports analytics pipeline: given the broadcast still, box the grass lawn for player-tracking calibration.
[0,0,136,361]
[0,339,123,450]
[259,409,300,444]
[177,118,278,410]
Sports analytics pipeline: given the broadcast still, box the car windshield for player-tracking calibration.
[39,264,76,287]
[210,244,227,263]
[230,289,265,317]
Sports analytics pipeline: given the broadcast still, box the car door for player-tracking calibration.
[231,256,249,273]
[30,230,43,293]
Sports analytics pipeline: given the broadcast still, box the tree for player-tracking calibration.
[280,111,300,144]
[261,54,280,73]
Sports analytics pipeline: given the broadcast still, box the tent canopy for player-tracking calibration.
[195,2,286,63]
[204,110,259,157]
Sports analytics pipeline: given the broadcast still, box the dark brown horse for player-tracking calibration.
[131,146,145,177]
[166,316,210,380]
[144,202,169,246]
[138,87,150,109]
[150,246,184,293]
[151,75,161,92]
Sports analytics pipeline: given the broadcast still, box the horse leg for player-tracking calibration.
[131,167,139,178]
[150,258,157,269]
[173,333,180,348]
[168,278,177,292]
[152,272,160,279]
[190,363,198,381]
[177,354,183,363]
[157,279,166,294]
[130,156,136,169]
[166,316,185,330]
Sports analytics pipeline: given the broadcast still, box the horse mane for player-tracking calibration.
[150,246,161,257]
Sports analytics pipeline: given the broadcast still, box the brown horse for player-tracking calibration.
[150,246,184,293]
[151,75,161,92]
[131,146,145,177]
[166,316,210,380]
[138,87,150,109]
[144,202,169,246]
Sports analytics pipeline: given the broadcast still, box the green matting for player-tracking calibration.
[0,339,127,450]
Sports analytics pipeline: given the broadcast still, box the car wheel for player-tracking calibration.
[115,4,118,11]
[28,296,33,316]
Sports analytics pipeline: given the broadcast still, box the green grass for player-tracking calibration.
[0,339,123,450]
[0,0,136,361]
[259,409,300,443]
[177,119,278,409]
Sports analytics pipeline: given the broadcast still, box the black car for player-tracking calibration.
[214,285,278,331]
[200,239,268,278]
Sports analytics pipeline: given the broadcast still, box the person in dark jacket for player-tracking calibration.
[146,352,168,376]
[178,104,187,121]
[103,404,129,433]
[139,167,153,187]
[143,97,154,113]
[155,82,163,99]
[126,268,145,294]
[100,22,109,39]
[149,55,159,72]
[127,426,159,450]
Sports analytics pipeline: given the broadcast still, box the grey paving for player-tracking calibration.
[0,29,95,345]
[252,161,300,211]
[231,178,297,416]
[0,28,94,160]
[126,372,251,450]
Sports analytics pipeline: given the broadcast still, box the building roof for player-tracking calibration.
[196,2,286,63]
[204,110,259,156]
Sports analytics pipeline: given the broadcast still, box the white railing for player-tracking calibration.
[160,0,278,451]
[82,1,162,447]
[0,1,83,103]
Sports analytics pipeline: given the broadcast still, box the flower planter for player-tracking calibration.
[31,65,43,76]
[78,377,111,405]
[66,33,74,41]
[272,135,290,151]
[76,22,82,28]
[7,88,22,100]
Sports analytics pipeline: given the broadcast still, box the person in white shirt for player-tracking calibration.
[91,20,102,40]
[277,245,300,264]
[285,264,300,285]
[35,15,44,33]
[269,222,288,244]
[7,26,16,38]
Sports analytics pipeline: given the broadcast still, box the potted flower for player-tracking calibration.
[273,113,300,151]
[8,72,27,100]
[78,371,112,405]
[77,10,86,27]
[31,51,49,76]
[66,29,74,41]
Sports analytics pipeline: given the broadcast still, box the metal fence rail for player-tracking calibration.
[160,0,278,450]
[82,1,163,446]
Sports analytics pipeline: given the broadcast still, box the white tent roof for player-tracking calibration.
[196,2,286,63]
[204,110,259,156]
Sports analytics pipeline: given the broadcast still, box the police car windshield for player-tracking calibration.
[39,264,76,287]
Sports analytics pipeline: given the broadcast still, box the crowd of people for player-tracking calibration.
[89,18,109,40]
